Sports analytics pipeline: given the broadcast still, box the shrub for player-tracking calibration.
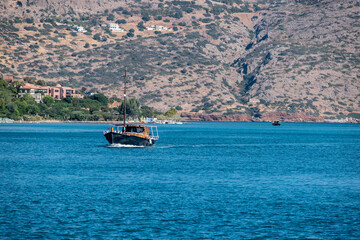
[70,111,86,121]
[200,18,212,23]
[107,14,115,21]
[24,26,38,31]
[137,22,145,31]
[142,15,151,22]
[116,19,127,24]
[127,32,134,37]
[93,33,101,41]
[25,18,34,24]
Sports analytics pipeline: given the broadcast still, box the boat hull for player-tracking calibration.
[104,132,155,146]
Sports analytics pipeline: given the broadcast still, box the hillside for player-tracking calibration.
[0,0,359,121]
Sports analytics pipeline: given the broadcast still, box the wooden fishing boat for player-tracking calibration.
[104,70,159,146]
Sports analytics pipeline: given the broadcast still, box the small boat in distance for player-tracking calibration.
[104,70,159,146]
[272,120,281,126]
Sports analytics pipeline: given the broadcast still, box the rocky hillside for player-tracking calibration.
[0,0,359,121]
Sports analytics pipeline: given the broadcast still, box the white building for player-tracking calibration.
[107,23,125,32]
[146,25,172,31]
[76,26,86,32]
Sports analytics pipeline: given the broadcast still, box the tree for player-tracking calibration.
[25,18,34,24]
[137,22,145,31]
[36,79,46,86]
[118,97,140,119]
[11,109,21,120]
[142,15,151,22]
[0,98,6,112]
[0,79,7,89]
[140,106,156,118]
[21,94,36,105]
[70,111,86,121]
[43,95,55,106]
[17,101,28,115]
[12,81,24,89]
[116,19,127,24]
[89,102,101,114]
[107,14,115,21]
[165,108,178,118]
[103,112,115,121]
[27,104,40,115]
[93,33,101,41]
[173,11,183,19]
[24,77,35,84]
[89,94,108,106]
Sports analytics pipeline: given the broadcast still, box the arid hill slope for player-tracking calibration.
[1,0,359,120]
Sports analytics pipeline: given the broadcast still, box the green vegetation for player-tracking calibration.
[0,77,173,121]
[0,79,116,121]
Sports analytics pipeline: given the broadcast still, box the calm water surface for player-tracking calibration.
[0,122,359,239]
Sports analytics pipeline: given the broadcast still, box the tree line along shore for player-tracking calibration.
[0,77,180,122]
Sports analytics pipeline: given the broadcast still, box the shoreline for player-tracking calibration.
[1,119,358,124]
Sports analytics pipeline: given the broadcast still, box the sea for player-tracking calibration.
[0,122,359,239]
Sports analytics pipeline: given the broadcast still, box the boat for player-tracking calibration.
[272,120,281,126]
[104,70,159,146]
[104,124,159,146]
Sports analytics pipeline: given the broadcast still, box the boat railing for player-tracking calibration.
[105,125,159,141]
[149,126,159,140]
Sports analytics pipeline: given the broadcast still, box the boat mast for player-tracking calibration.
[123,69,127,132]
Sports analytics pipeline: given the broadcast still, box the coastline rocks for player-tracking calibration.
[181,112,326,122]
[181,113,253,122]
[260,112,325,122]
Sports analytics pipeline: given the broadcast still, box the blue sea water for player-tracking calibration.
[0,122,359,239]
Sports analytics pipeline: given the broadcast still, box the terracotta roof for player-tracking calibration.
[20,86,47,89]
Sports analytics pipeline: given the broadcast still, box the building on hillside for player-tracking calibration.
[48,84,83,100]
[107,23,125,32]
[18,85,49,103]
[146,25,172,31]
[76,26,85,32]
[59,86,83,99]
[18,84,83,102]
[249,98,260,104]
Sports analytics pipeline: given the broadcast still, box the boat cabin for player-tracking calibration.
[109,124,159,140]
